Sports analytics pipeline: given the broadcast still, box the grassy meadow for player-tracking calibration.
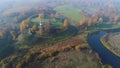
[54,5,84,26]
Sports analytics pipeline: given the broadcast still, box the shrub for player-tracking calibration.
[16,61,25,68]
[61,45,72,51]
[102,65,112,68]
[16,63,23,68]
[24,54,32,63]
[50,57,58,62]
[2,63,7,68]
[80,44,89,49]
[38,52,48,60]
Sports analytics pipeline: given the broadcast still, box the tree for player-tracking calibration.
[114,15,119,24]
[24,54,32,63]
[20,19,31,32]
[87,19,92,26]
[16,62,23,68]
[31,24,39,32]
[0,32,4,38]
[45,21,51,33]
[38,13,44,20]
[10,31,16,40]
[91,13,98,23]
[2,63,8,68]
[75,45,81,51]
[63,19,68,29]
[17,33,31,44]
[17,33,38,45]
[79,20,84,26]
[109,16,114,24]
[79,18,88,26]
[99,17,103,23]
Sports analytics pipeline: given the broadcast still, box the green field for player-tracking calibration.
[54,5,84,26]
[54,5,97,27]
[86,22,120,33]
[92,22,120,29]
[31,17,50,24]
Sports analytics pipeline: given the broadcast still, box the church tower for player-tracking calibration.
[39,20,43,35]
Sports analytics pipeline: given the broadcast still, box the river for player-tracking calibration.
[88,30,120,68]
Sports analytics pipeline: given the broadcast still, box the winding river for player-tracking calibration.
[88,29,120,68]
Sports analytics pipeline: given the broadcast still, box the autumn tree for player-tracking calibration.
[79,19,84,26]
[79,18,89,30]
[16,62,23,68]
[1,63,8,68]
[63,19,69,29]
[31,24,39,32]
[0,32,4,38]
[87,18,92,27]
[24,54,32,63]
[80,18,89,26]
[20,19,31,32]
[98,17,103,24]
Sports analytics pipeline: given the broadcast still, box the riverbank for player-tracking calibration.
[100,34,120,58]
[88,30,120,68]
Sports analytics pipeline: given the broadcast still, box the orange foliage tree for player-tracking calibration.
[79,19,84,26]
[20,19,31,32]
[31,24,39,32]
[0,32,4,38]
[63,19,69,29]
[87,18,92,27]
